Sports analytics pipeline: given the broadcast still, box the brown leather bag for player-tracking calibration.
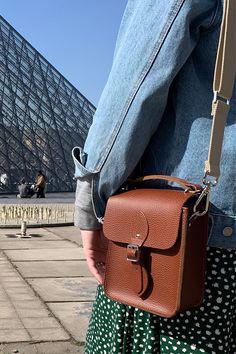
[103,175,208,317]
[103,0,235,317]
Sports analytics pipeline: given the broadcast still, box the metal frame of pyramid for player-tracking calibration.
[0,15,95,193]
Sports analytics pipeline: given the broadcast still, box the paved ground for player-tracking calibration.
[0,225,97,354]
[0,193,75,204]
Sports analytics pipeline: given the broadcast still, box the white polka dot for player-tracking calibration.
[213,305,220,311]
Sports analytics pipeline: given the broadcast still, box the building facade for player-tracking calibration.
[0,15,95,193]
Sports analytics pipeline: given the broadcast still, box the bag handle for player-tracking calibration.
[128,175,201,192]
[204,0,236,182]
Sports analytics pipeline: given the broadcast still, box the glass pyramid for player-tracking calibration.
[0,15,95,193]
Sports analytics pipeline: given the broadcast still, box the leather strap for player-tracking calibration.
[128,175,201,192]
[205,0,236,178]
[129,2,235,185]
[213,0,236,99]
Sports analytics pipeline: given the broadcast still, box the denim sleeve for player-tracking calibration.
[73,0,221,221]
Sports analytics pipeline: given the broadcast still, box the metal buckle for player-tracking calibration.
[202,172,218,187]
[213,91,230,105]
[127,244,140,262]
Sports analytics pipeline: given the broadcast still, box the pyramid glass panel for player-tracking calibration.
[0,15,95,193]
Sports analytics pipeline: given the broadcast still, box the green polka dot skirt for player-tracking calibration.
[85,247,236,354]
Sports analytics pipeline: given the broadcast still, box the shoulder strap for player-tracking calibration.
[204,0,236,180]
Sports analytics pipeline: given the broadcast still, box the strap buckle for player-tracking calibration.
[213,91,230,105]
[127,244,140,262]
[202,171,218,188]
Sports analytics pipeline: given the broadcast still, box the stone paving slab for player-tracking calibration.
[4,248,85,261]
[0,318,23,329]
[0,341,84,354]
[0,240,77,250]
[0,233,61,241]
[9,299,47,310]
[45,226,82,246]
[0,278,26,287]
[21,317,60,328]
[0,227,54,235]
[0,194,75,203]
[0,253,70,343]
[27,327,70,341]
[0,303,18,319]
[0,271,19,278]
[14,260,91,278]
[0,267,20,278]
[0,296,70,341]
[0,228,60,241]
[0,226,96,349]
[48,302,93,342]
[4,287,36,302]
[27,277,97,302]
[0,329,31,343]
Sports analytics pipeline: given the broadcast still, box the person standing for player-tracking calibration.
[73,1,236,353]
[35,170,46,198]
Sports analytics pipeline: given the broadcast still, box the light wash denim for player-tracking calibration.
[72,0,236,250]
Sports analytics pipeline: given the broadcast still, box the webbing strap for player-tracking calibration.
[204,0,236,178]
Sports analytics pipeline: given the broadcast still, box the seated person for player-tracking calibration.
[17,178,34,198]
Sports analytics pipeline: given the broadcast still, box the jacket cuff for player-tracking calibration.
[74,177,102,230]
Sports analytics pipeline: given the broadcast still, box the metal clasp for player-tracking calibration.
[189,170,219,223]
[127,244,140,262]
[189,184,211,223]
[193,185,211,215]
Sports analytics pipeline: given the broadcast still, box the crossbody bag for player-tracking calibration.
[103,0,236,318]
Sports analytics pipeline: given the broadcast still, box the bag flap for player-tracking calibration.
[103,189,196,250]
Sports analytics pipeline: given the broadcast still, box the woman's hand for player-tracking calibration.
[80,229,108,285]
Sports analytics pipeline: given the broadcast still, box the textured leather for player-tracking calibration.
[103,180,208,318]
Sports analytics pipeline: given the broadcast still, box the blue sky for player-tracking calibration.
[1,1,128,106]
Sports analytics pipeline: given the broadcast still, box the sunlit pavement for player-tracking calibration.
[0,225,97,354]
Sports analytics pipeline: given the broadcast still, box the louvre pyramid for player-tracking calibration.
[0,15,95,193]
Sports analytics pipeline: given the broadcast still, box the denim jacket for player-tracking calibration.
[72,0,236,250]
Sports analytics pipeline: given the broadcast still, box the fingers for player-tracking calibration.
[87,258,105,285]
[80,229,108,284]
[85,249,106,284]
